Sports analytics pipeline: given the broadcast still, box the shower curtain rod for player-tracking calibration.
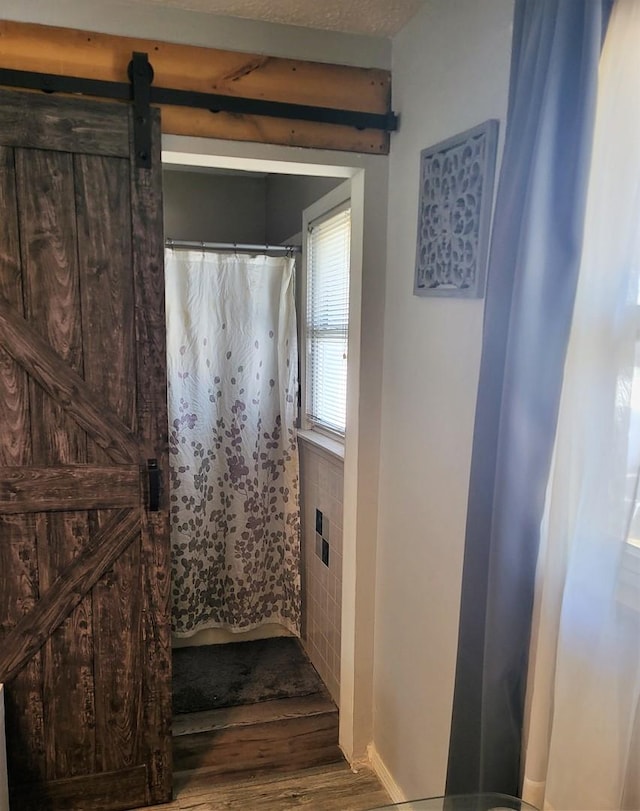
[166,239,301,254]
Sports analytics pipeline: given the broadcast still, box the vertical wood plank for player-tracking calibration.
[0,146,30,469]
[17,148,85,464]
[0,516,45,787]
[0,145,46,786]
[74,153,144,773]
[15,147,96,780]
[130,109,173,805]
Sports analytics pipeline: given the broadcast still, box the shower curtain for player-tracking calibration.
[165,249,301,637]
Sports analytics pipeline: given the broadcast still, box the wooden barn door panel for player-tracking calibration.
[0,143,46,787]
[0,90,171,811]
[76,153,143,778]
[17,145,96,782]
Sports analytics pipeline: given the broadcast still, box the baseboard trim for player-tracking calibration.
[367,743,407,805]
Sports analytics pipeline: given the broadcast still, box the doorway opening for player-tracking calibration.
[161,144,366,778]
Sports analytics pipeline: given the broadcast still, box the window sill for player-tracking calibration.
[296,429,345,462]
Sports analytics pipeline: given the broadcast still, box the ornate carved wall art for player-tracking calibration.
[414,119,499,298]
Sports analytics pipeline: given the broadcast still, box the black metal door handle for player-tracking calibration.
[147,458,160,511]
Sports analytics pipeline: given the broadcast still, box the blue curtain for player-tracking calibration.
[446,0,612,796]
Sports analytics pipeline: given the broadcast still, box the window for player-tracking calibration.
[304,200,351,437]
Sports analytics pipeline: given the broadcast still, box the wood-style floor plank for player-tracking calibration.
[173,694,337,737]
[129,762,389,811]
[137,645,384,811]
[173,711,342,776]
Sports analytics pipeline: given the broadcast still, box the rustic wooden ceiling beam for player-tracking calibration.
[0,20,395,154]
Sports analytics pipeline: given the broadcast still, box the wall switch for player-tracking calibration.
[321,538,329,567]
[315,508,323,535]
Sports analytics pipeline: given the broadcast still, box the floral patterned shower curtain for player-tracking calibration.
[165,249,301,637]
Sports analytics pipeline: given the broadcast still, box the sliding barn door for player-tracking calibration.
[0,88,171,810]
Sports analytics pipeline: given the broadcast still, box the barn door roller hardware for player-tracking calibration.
[130,51,153,168]
[0,51,399,168]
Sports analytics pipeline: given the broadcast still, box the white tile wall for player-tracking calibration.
[298,439,344,705]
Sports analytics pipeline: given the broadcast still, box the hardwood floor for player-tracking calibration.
[127,694,390,811]
[132,761,390,811]
[173,695,342,776]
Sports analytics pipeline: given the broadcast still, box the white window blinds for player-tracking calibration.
[306,203,351,436]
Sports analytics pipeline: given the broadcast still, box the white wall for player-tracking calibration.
[163,169,267,243]
[266,174,341,245]
[162,168,339,245]
[373,0,514,800]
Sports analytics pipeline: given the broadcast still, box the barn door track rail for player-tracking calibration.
[0,51,399,168]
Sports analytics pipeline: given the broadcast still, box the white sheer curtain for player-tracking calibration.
[522,1,640,808]
[165,250,301,637]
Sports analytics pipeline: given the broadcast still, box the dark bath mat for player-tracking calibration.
[172,636,326,715]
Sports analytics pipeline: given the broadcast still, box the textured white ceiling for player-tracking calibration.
[118,0,425,36]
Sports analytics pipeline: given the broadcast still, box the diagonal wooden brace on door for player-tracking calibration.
[0,464,140,514]
[0,296,140,464]
[0,508,141,685]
